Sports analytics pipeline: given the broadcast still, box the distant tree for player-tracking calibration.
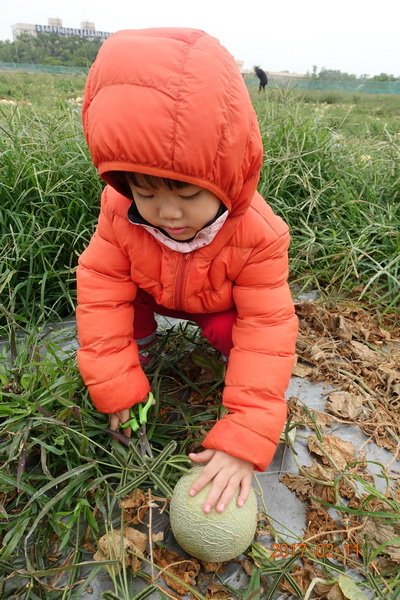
[0,40,14,62]
[306,67,400,82]
[318,68,357,80]
[0,33,102,67]
[371,73,399,82]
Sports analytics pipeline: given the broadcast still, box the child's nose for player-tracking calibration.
[159,202,183,220]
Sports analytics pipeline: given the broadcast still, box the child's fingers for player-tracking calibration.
[109,413,120,431]
[210,476,239,513]
[188,449,215,463]
[205,473,251,513]
[188,464,216,499]
[109,411,131,437]
[122,426,132,438]
[237,474,252,507]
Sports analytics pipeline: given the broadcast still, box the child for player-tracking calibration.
[76,28,298,514]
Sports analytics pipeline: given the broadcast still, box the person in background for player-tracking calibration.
[254,65,268,91]
[76,28,298,515]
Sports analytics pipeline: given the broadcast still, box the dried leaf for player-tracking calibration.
[151,531,164,543]
[98,531,133,561]
[288,396,334,430]
[302,462,337,502]
[280,473,313,500]
[331,314,354,341]
[120,489,149,525]
[95,527,146,575]
[338,479,357,501]
[200,560,223,573]
[153,547,200,595]
[206,582,231,598]
[295,301,400,452]
[93,549,121,575]
[326,391,369,420]
[349,340,380,364]
[241,558,253,576]
[120,489,147,510]
[292,362,314,378]
[305,503,336,537]
[327,584,346,600]
[308,435,355,469]
[123,527,147,553]
[337,574,370,599]
[279,562,329,596]
[359,520,400,562]
[303,461,336,482]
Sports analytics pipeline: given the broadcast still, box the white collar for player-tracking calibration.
[135,211,229,253]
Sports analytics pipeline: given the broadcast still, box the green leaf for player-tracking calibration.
[1,516,31,560]
[23,462,94,510]
[30,436,64,455]
[20,373,31,390]
[337,574,370,600]
[0,471,38,496]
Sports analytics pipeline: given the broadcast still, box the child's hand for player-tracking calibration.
[188,449,253,514]
[109,409,132,437]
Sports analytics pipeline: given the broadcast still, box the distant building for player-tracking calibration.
[12,17,111,41]
[268,70,304,79]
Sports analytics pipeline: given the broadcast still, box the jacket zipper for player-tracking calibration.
[174,254,191,310]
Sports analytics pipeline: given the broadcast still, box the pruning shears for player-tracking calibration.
[106,392,155,457]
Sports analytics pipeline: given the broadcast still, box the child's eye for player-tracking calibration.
[180,191,201,200]
[136,192,154,199]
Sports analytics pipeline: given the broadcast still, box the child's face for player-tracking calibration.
[127,175,222,241]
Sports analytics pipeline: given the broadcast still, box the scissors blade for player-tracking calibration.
[105,428,131,447]
[138,424,153,458]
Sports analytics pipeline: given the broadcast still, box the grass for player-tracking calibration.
[1,326,399,598]
[0,75,399,328]
[0,101,101,326]
[0,71,86,104]
[0,325,220,598]
[0,72,399,598]
[253,89,400,313]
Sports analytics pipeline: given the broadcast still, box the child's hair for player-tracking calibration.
[126,172,189,191]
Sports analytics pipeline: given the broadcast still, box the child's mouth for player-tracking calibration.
[164,227,188,235]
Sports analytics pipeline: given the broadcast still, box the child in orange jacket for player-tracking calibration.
[76,28,298,514]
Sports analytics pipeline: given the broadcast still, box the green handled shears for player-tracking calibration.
[120,392,155,433]
[121,392,155,457]
[107,392,155,457]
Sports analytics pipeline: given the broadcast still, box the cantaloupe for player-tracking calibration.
[169,467,258,562]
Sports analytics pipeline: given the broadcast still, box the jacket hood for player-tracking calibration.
[82,28,263,216]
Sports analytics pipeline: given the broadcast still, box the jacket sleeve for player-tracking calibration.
[76,189,150,413]
[202,229,298,471]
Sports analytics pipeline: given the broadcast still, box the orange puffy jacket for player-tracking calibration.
[77,28,298,471]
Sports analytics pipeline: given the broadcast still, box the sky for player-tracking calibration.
[1,0,400,77]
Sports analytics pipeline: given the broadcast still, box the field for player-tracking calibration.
[0,71,399,599]
[1,72,399,326]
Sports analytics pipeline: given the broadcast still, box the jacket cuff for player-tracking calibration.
[202,419,279,472]
[87,365,150,413]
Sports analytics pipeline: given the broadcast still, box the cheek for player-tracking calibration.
[136,201,153,219]
[200,200,222,222]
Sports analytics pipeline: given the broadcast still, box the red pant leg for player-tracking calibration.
[133,290,236,356]
[191,309,236,356]
[132,289,158,342]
